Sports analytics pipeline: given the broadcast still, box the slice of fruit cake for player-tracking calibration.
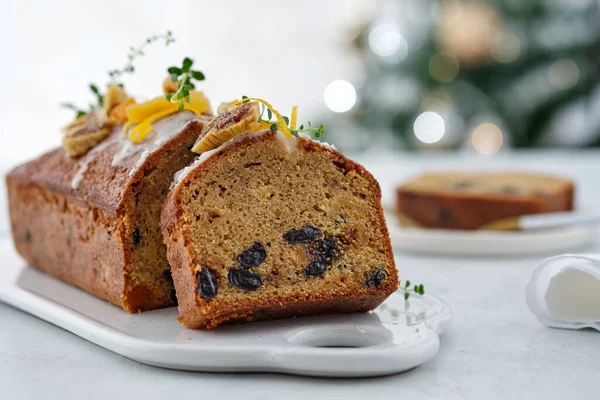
[162,100,398,328]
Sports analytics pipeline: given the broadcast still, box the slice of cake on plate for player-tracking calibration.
[396,172,574,230]
[162,100,398,329]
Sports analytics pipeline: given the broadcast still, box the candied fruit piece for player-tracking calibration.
[104,85,128,113]
[192,102,261,154]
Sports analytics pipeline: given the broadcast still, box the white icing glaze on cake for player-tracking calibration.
[71,111,200,189]
[112,111,197,168]
[70,133,118,190]
[171,156,204,190]
[130,150,150,177]
[276,131,299,153]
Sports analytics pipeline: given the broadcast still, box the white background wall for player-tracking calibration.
[0,0,360,234]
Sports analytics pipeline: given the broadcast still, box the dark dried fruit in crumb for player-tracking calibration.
[197,267,218,300]
[304,260,328,278]
[228,268,263,291]
[451,181,472,190]
[132,228,142,245]
[365,267,387,288]
[23,229,31,242]
[501,186,520,195]
[284,225,322,244]
[310,236,341,262]
[438,208,454,223]
[237,242,267,268]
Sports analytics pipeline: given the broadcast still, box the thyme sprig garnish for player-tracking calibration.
[402,280,425,301]
[108,31,175,85]
[290,121,326,138]
[61,84,104,119]
[165,57,205,111]
[241,96,326,138]
[62,31,176,119]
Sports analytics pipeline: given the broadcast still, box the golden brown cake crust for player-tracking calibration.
[7,116,206,311]
[162,131,397,329]
[396,172,574,230]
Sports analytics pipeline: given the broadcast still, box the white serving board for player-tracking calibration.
[0,240,451,377]
[385,210,597,256]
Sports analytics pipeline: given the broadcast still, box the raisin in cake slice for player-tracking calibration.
[396,172,574,230]
[162,102,397,329]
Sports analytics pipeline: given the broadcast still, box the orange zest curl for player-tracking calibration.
[122,91,210,143]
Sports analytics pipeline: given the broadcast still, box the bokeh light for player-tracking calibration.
[429,52,460,83]
[549,59,580,89]
[368,24,408,63]
[413,112,445,144]
[436,0,499,67]
[491,31,521,63]
[324,79,357,113]
[471,123,503,154]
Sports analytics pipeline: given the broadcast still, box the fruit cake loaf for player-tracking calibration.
[7,107,211,312]
[396,172,574,230]
[162,101,397,329]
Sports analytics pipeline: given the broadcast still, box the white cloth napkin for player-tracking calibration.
[526,254,600,331]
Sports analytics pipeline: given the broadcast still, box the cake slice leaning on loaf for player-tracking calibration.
[162,102,398,329]
[7,110,209,311]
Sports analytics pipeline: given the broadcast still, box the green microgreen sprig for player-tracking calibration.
[165,57,205,111]
[241,96,326,138]
[61,83,104,119]
[402,280,425,301]
[290,121,326,138]
[108,31,175,85]
[62,31,176,119]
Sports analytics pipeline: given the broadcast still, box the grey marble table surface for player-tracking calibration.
[1,150,599,400]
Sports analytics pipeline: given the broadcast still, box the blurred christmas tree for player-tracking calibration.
[327,0,600,153]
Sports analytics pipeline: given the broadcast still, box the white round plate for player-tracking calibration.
[385,210,597,256]
[0,240,451,377]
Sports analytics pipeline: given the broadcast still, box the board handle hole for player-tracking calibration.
[287,327,388,348]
